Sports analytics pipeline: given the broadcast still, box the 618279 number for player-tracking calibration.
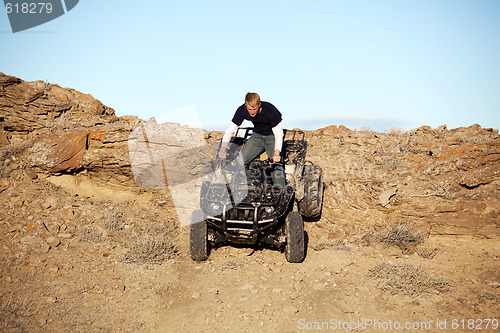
[451,318,499,330]
[5,2,53,14]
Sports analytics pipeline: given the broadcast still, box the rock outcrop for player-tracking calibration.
[306,124,499,237]
[0,73,139,185]
[0,73,115,135]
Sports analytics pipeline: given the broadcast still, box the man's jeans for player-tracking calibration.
[241,133,286,187]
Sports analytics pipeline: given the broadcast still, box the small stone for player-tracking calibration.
[239,283,253,291]
[284,305,299,314]
[62,209,74,221]
[63,263,74,270]
[128,282,140,290]
[253,304,264,313]
[341,307,356,314]
[45,264,59,274]
[272,288,282,293]
[387,248,403,257]
[313,283,326,291]
[333,267,343,274]
[58,233,73,239]
[249,288,259,294]
[192,292,200,299]
[42,232,60,248]
[25,169,37,180]
[42,243,51,253]
[357,286,369,293]
[207,288,218,295]
[38,317,47,326]
[45,296,57,303]
[113,284,126,292]
[44,222,59,235]
[41,198,57,210]
[379,188,397,207]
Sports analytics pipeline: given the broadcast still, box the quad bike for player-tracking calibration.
[190,128,324,263]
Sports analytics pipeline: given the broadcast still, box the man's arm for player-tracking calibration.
[271,122,283,163]
[219,121,239,159]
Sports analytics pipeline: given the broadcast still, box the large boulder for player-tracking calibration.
[0,73,116,139]
[0,73,135,185]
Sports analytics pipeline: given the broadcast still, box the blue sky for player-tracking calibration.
[1,0,499,132]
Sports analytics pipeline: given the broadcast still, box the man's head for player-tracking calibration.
[245,92,261,117]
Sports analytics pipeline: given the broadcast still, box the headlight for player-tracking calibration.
[264,206,275,214]
[207,202,224,216]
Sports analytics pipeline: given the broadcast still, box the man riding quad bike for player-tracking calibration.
[190,127,324,263]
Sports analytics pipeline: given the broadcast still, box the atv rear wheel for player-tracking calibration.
[285,211,305,263]
[298,165,324,219]
[190,210,209,261]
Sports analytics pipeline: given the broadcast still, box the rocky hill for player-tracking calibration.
[1,73,499,332]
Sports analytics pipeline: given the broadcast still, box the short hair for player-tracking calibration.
[245,92,260,107]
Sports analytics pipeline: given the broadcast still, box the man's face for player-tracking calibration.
[245,102,261,117]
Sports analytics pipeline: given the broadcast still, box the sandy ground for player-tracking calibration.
[1,175,499,333]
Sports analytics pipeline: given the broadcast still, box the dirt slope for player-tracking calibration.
[1,73,499,332]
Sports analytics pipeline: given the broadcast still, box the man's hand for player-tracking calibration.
[218,147,227,160]
[273,149,281,163]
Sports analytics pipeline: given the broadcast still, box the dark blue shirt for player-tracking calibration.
[231,101,282,136]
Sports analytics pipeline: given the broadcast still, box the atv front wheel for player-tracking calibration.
[190,210,209,261]
[298,165,324,219]
[285,211,305,263]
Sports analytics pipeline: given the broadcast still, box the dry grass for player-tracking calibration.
[482,292,500,302]
[77,225,107,243]
[313,238,351,252]
[379,224,425,252]
[101,212,127,236]
[416,243,438,259]
[124,226,177,264]
[1,294,40,318]
[387,127,408,136]
[368,262,453,296]
[216,260,243,272]
[430,182,457,200]
[0,140,32,178]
